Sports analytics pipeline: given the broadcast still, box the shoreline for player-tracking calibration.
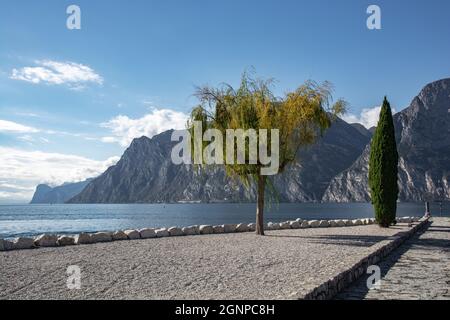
[2,217,421,251]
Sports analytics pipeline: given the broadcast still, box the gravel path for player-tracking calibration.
[335,217,450,300]
[0,223,415,300]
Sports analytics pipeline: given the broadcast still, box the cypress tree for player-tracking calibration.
[368,97,399,227]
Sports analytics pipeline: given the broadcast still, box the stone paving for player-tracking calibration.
[335,217,450,300]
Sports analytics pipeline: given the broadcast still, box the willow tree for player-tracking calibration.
[188,72,346,235]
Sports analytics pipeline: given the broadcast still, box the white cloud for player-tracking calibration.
[101,108,188,147]
[0,119,39,133]
[10,60,103,89]
[18,135,35,143]
[342,106,396,128]
[0,147,119,202]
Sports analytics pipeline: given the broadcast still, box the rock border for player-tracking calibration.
[0,216,422,252]
[295,217,430,300]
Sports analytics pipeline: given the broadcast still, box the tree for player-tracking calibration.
[369,97,399,227]
[188,72,345,235]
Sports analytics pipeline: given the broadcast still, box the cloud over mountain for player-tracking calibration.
[101,108,188,147]
[0,147,119,202]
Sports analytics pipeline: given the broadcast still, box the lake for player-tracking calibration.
[0,202,447,238]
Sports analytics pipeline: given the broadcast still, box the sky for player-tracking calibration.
[1,0,450,203]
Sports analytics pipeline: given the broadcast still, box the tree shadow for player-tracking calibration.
[266,233,397,247]
[334,222,449,300]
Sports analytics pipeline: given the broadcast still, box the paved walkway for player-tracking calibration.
[336,217,450,300]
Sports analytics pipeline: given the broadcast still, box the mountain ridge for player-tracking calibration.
[68,117,371,203]
[322,78,450,202]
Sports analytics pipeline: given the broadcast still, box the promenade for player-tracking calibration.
[0,221,433,300]
[336,217,449,300]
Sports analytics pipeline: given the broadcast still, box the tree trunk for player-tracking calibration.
[255,175,266,235]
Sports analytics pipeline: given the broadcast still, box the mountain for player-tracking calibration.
[30,179,92,204]
[68,118,370,203]
[323,78,450,202]
[350,123,373,139]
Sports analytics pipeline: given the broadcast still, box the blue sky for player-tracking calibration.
[1,0,450,202]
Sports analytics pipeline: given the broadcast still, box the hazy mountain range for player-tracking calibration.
[31,78,450,204]
[30,179,92,204]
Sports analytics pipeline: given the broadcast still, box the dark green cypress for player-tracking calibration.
[368,97,399,227]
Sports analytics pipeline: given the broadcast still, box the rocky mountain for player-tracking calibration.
[30,179,92,204]
[68,117,371,203]
[350,123,373,139]
[323,78,450,202]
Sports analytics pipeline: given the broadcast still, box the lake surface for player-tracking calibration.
[0,202,447,238]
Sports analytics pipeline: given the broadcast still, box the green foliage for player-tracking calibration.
[188,71,346,234]
[189,72,346,186]
[368,97,399,227]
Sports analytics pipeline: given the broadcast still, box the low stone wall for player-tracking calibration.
[298,217,430,300]
[0,216,422,252]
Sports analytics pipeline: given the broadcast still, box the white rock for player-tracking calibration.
[91,232,113,243]
[352,219,363,226]
[336,220,346,227]
[12,237,35,250]
[295,218,303,224]
[223,224,237,233]
[124,229,141,240]
[319,220,330,228]
[74,233,92,244]
[182,225,199,235]
[289,221,300,229]
[155,228,169,238]
[308,220,320,228]
[213,225,225,233]
[235,223,249,232]
[396,216,408,223]
[247,223,256,231]
[300,220,310,228]
[199,225,214,234]
[112,230,128,241]
[0,239,14,251]
[168,227,184,237]
[329,220,338,227]
[34,234,58,247]
[138,228,156,239]
[57,236,75,246]
[343,219,352,226]
[267,222,279,230]
[280,221,291,229]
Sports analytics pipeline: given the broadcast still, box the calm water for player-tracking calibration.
[0,202,448,238]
